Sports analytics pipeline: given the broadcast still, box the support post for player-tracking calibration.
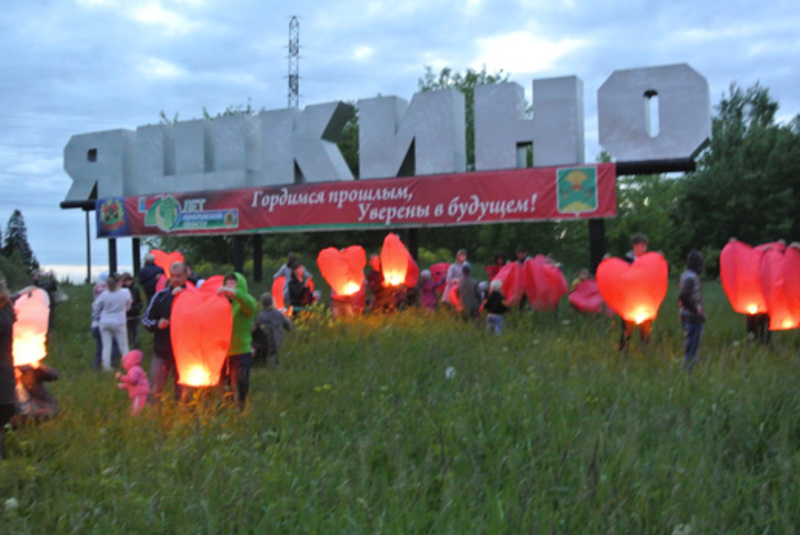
[108,238,118,275]
[232,236,245,274]
[84,209,92,284]
[132,238,141,277]
[407,228,419,261]
[253,235,263,282]
[589,219,606,274]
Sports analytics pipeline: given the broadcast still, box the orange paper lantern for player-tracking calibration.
[317,246,366,297]
[380,233,411,287]
[150,249,185,274]
[170,285,232,387]
[522,256,568,311]
[785,245,800,315]
[272,276,286,310]
[596,252,668,324]
[720,240,768,315]
[12,288,49,366]
[759,248,800,331]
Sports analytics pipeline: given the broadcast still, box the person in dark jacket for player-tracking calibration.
[139,253,165,303]
[0,274,17,460]
[141,262,186,403]
[121,273,144,349]
[679,249,706,372]
[252,292,292,368]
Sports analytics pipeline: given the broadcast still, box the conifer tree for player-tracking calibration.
[3,209,38,272]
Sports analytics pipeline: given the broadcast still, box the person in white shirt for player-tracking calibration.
[93,274,132,371]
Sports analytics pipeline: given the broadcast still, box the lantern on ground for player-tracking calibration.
[720,240,768,315]
[569,279,607,314]
[597,252,668,325]
[170,285,232,387]
[12,287,50,367]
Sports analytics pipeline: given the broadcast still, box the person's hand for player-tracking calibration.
[158,318,170,329]
[172,287,183,297]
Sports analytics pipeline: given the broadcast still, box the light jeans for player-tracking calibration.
[100,322,129,371]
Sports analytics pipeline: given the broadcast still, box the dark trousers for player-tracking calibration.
[682,320,703,371]
[221,353,252,409]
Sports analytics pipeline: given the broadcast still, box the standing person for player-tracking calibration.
[679,250,706,372]
[0,274,16,460]
[93,274,132,371]
[366,254,389,313]
[442,249,468,308]
[142,262,187,403]
[217,273,258,410]
[516,245,531,265]
[252,292,293,368]
[419,269,444,312]
[121,273,144,349]
[457,264,481,321]
[619,233,652,352]
[116,349,150,415]
[483,278,510,334]
[139,253,164,303]
[287,261,314,312]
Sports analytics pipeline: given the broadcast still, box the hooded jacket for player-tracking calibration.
[117,349,149,398]
[224,272,258,356]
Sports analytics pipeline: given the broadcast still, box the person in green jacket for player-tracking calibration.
[217,272,258,410]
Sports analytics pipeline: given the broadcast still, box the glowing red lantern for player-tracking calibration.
[317,246,366,297]
[785,244,800,314]
[12,287,49,366]
[568,279,607,314]
[596,252,668,324]
[759,248,800,330]
[493,261,524,306]
[720,240,768,315]
[170,285,232,387]
[522,256,568,311]
[380,233,412,287]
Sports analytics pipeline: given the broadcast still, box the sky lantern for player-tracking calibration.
[317,246,366,296]
[150,249,185,274]
[759,247,800,330]
[522,255,568,311]
[493,261,524,306]
[380,233,412,286]
[170,285,232,387]
[272,276,286,309]
[12,287,50,367]
[597,252,668,324]
[785,244,800,315]
[568,279,608,314]
[720,240,768,315]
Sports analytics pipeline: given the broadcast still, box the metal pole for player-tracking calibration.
[85,209,92,284]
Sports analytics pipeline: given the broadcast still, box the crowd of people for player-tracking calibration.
[0,233,724,459]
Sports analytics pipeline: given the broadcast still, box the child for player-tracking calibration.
[116,349,150,415]
[252,292,293,368]
[419,269,443,311]
[483,279,510,334]
[679,249,706,372]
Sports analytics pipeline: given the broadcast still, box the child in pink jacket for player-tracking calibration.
[116,350,150,415]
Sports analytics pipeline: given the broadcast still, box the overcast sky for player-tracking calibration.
[1,0,797,282]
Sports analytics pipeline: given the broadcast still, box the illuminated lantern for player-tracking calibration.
[12,288,50,366]
[380,233,412,287]
[569,279,607,314]
[720,240,768,315]
[150,249,185,274]
[199,274,224,296]
[759,247,800,330]
[493,261,524,306]
[404,255,420,288]
[522,256,568,311]
[317,246,366,297]
[272,276,286,310]
[170,286,232,387]
[785,245,800,315]
[596,252,668,324]
[430,263,450,296]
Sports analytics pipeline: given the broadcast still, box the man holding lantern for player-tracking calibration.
[142,262,187,403]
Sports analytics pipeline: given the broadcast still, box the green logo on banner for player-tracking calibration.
[145,196,181,232]
[557,167,598,215]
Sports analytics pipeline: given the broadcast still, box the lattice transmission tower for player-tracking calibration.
[287,16,300,108]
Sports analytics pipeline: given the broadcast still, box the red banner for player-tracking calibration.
[96,164,616,238]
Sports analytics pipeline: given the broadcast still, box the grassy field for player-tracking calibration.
[1,280,799,533]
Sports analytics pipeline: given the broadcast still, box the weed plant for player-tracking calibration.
[1,281,799,533]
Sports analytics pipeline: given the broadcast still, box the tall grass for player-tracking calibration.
[1,281,799,533]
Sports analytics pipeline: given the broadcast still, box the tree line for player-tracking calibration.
[0,209,38,288]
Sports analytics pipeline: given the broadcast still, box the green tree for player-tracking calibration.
[3,209,38,272]
[677,83,800,254]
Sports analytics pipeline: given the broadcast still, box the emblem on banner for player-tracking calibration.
[557,167,598,215]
